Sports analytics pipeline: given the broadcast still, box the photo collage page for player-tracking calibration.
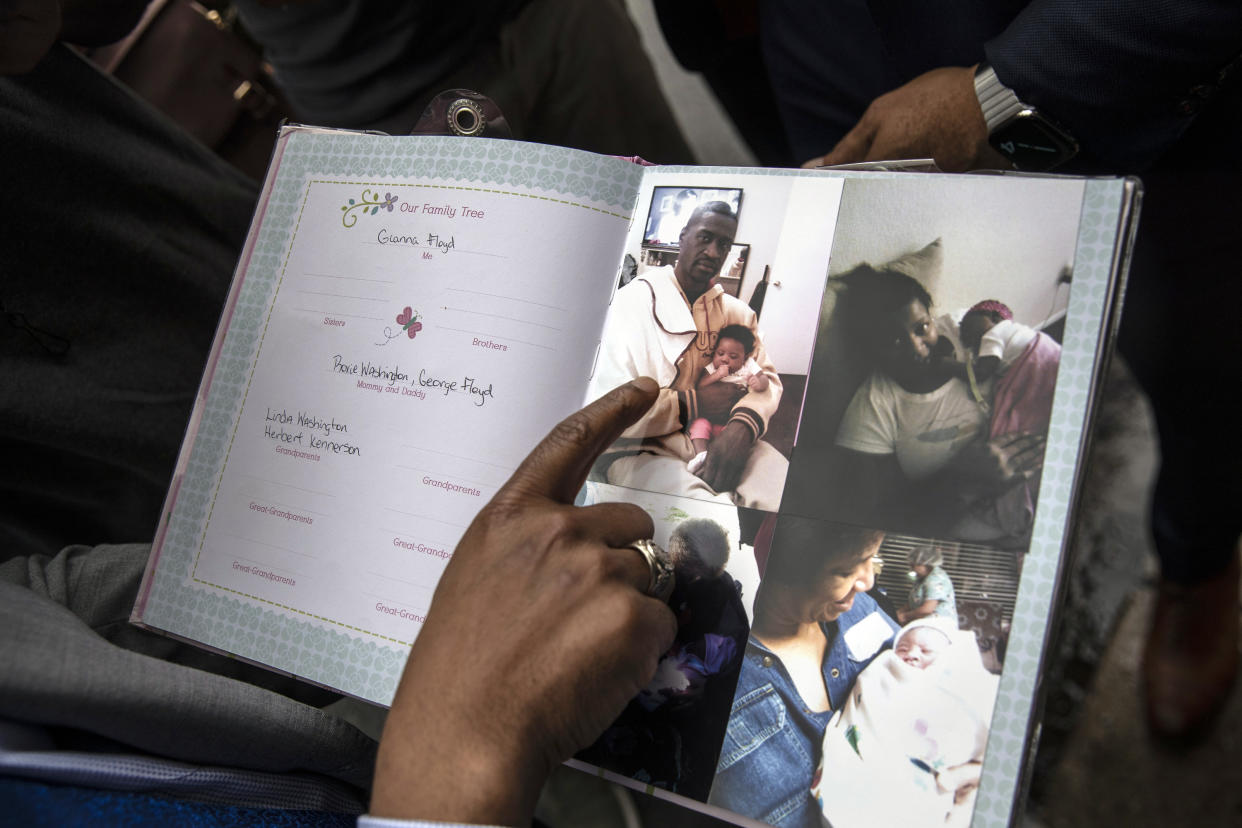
[577,170,1086,828]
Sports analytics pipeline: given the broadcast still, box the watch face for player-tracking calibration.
[989,111,1079,172]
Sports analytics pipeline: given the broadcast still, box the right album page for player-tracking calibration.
[577,169,1135,828]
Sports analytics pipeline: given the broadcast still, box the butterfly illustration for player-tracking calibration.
[396,306,423,339]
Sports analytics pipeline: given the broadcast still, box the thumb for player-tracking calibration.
[503,378,658,503]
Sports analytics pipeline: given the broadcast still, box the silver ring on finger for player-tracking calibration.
[628,539,676,602]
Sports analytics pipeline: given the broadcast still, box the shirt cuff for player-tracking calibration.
[678,389,695,426]
[358,816,511,828]
[728,407,762,441]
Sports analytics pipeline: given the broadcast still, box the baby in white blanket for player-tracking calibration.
[812,619,999,828]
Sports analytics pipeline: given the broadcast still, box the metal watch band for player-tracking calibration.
[974,64,1024,134]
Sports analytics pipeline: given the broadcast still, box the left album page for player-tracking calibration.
[133,128,646,704]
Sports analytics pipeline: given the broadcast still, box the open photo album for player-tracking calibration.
[132,125,1139,828]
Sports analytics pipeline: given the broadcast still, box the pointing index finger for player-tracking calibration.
[503,378,659,504]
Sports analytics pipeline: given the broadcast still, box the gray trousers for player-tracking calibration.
[0,544,377,791]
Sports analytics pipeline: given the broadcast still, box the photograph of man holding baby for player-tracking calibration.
[588,177,831,512]
[782,175,1082,548]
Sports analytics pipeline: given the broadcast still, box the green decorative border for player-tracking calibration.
[333,181,631,224]
[970,178,1131,826]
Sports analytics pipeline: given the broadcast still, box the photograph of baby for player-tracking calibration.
[587,174,841,513]
[815,531,1016,828]
[872,534,1017,676]
[812,615,998,828]
[706,514,1011,828]
[781,174,1085,547]
[572,485,762,801]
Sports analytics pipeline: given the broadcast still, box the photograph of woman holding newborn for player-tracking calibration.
[707,515,1013,828]
[707,516,899,827]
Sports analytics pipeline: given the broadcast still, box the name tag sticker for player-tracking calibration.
[843,612,894,661]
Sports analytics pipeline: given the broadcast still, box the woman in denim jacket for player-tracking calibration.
[708,517,899,827]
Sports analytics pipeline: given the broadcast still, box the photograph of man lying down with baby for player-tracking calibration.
[781,175,1085,549]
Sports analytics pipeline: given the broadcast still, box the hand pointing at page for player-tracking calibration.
[371,378,678,826]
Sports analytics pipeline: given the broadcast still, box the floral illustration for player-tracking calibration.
[340,189,399,227]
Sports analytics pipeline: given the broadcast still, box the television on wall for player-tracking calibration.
[642,186,743,249]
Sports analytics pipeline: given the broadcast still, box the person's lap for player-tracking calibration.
[0,544,375,784]
[606,440,789,512]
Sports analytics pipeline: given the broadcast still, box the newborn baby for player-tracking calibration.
[812,619,999,828]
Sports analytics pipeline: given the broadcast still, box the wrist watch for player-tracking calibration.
[974,64,1078,171]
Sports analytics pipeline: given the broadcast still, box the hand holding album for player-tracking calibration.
[373,379,677,825]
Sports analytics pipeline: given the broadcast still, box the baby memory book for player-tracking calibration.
[134,126,1139,828]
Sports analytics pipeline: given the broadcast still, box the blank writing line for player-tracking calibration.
[383,507,469,530]
[221,531,316,559]
[401,446,512,471]
[297,289,386,302]
[444,287,566,312]
[442,306,562,331]
[302,272,395,284]
[436,248,505,259]
[366,572,439,590]
[236,475,335,498]
[435,326,555,351]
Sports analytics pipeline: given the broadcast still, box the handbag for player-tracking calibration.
[86,0,293,180]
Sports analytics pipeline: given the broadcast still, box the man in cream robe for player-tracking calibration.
[589,202,788,510]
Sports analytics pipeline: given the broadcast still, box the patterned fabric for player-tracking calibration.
[0,777,357,828]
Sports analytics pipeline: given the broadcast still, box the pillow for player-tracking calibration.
[882,237,943,284]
